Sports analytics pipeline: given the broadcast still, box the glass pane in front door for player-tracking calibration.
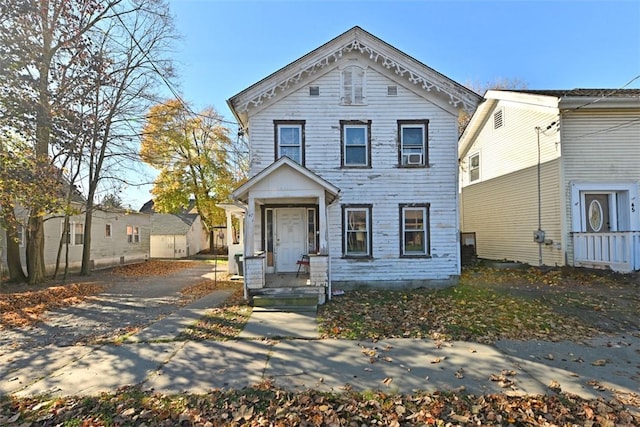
[584,194,611,233]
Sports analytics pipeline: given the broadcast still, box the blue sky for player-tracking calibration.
[123,0,640,207]
[168,0,640,117]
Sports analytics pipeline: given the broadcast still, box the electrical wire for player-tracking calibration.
[113,11,239,128]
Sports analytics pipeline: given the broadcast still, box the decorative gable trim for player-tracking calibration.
[228,27,482,125]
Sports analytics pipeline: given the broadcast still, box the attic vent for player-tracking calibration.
[493,109,504,129]
[387,85,398,96]
[309,86,320,96]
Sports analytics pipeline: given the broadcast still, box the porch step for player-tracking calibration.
[252,294,318,311]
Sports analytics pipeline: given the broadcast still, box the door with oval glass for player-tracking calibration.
[584,194,611,233]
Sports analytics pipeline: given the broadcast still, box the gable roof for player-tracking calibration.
[139,199,198,214]
[227,26,482,128]
[150,213,200,235]
[232,156,340,204]
[459,88,640,159]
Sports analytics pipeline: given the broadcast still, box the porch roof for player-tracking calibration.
[232,156,340,205]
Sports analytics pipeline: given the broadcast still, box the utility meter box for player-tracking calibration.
[533,230,545,243]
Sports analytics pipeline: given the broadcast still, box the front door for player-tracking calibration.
[275,208,306,272]
[584,193,611,233]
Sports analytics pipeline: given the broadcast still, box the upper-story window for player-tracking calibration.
[469,152,480,182]
[398,120,428,167]
[274,120,305,165]
[340,120,371,167]
[341,65,366,105]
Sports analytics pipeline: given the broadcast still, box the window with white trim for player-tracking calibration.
[341,65,365,105]
[74,222,84,245]
[274,120,304,165]
[127,225,140,244]
[398,120,428,166]
[343,204,372,257]
[469,152,480,182]
[341,120,370,167]
[61,221,84,245]
[400,204,430,257]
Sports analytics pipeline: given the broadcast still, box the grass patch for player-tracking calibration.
[319,267,602,343]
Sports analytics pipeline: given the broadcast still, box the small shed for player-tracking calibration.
[149,213,208,258]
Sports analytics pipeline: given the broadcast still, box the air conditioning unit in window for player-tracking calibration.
[407,154,423,165]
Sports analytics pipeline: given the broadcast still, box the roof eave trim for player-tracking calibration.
[227,27,482,118]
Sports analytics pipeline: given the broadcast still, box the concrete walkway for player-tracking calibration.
[1,290,639,409]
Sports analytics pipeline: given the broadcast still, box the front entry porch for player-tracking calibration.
[231,157,340,305]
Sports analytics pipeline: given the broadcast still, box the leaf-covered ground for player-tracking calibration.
[111,260,200,277]
[1,264,639,424]
[0,283,105,330]
[0,261,206,330]
[319,265,640,343]
[1,383,637,426]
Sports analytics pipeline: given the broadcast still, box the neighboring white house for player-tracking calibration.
[226,26,481,297]
[1,206,151,276]
[459,89,640,272]
[148,213,208,258]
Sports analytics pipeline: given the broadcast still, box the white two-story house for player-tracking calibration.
[227,27,481,301]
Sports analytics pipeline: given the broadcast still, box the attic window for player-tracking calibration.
[309,86,319,96]
[493,109,504,129]
[341,65,366,105]
[387,85,398,96]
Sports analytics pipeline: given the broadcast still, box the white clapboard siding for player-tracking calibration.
[561,110,640,264]
[247,59,463,283]
[461,158,564,267]
[460,100,560,187]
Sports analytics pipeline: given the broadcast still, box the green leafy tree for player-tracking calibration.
[141,100,236,233]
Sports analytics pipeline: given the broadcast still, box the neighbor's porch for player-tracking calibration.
[572,231,640,273]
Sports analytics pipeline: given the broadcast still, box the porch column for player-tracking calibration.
[225,210,233,250]
[245,196,255,255]
[318,194,328,254]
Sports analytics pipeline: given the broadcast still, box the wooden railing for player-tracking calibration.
[573,232,640,273]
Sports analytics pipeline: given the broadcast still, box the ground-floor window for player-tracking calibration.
[400,203,430,257]
[343,204,372,257]
[127,225,140,243]
[62,221,84,245]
